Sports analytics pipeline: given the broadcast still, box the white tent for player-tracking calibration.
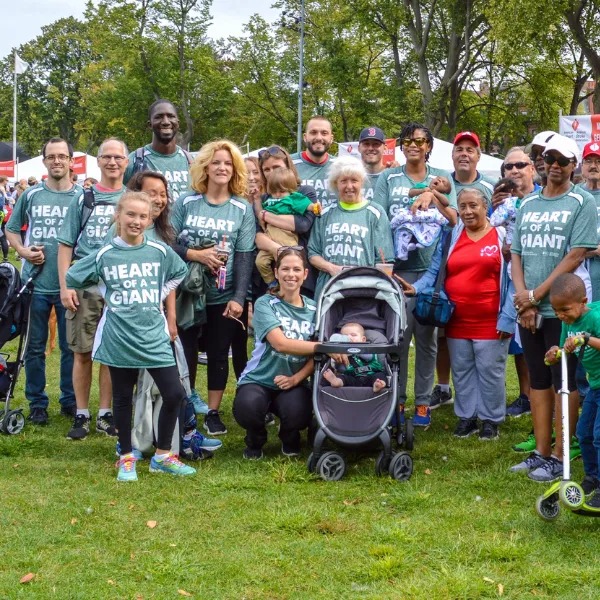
[12,152,101,182]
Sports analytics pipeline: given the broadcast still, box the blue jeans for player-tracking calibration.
[576,387,600,480]
[24,293,75,409]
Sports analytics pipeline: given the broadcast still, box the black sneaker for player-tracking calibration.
[586,490,600,508]
[67,414,90,440]
[479,420,499,441]
[243,447,264,460]
[281,443,301,457]
[430,385,453,410]
[60,404,77,418]
[27,407,49,426]
[506,394,531,418]
[265,412,276,426]
[453,418,478,438]
[96,412,117,436]
[581,475,599,495]
[204,409,227,435]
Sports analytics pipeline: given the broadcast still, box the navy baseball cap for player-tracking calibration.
[359,127,385,143]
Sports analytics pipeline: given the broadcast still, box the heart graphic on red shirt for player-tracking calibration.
[480,245,498,257]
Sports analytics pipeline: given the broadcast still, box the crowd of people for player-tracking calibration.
[4,98,600,501]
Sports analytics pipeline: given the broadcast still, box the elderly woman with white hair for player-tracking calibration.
[308,156,394,298]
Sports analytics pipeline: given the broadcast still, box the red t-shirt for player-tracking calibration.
[444,228,501,339]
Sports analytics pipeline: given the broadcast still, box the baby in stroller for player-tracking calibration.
[322,322,387,392]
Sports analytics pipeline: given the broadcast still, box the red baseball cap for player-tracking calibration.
[583,141,600,159]
[453,131,480,147]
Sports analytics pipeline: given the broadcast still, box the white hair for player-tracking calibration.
[327,156,366,193]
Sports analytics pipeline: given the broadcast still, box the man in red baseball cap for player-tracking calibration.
[582,141,600,196]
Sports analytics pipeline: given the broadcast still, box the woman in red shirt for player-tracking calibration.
[397,188,516,440]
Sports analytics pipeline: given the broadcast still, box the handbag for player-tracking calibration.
[413,232,455,328]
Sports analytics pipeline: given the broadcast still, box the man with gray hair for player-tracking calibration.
[57,138,129,440]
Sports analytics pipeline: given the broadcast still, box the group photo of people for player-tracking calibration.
[2,99,600,510]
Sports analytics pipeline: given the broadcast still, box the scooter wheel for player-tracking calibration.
[389,451,413,481]
[316,451,346,481]
[559,481,585,509]
[535,495,560,521]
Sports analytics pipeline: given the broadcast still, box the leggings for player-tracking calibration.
[109,365,186,455]
[0,227,7,259]
[230,301,249,379]
[233,383,312,450]
[178,323,202,390]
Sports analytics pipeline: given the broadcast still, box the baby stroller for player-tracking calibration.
[308,266,411,481]
[0,262,37,435]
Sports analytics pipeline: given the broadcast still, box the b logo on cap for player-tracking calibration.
[368,128,376,136]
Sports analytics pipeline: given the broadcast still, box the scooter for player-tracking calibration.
[536,343,600,520]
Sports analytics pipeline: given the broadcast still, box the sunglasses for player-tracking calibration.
[400,137,428,148]
[543,154,574,167]
[276,245,304,257]
[258,146,285,161]
[504,161,531,171]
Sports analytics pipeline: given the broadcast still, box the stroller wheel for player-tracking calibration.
[2,410,25,435]
[306,452,317,473]
[316,451,346,481]
[404,420,414,451]
[389,451,413,481]
[559,481,585,509]
[536,494,560,521]
[375,451,391,476]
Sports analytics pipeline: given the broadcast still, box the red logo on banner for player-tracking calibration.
[72,155,87,175]
[0,161,15,177]
[572,119,579,131]
[383,139,396,165]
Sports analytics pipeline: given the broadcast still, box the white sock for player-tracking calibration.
[153,452,168,461]
[98,408,111,417]
[439,384,450,393]
[76,409,90,418]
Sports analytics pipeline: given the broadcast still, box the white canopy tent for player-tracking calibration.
[12,152,101,182]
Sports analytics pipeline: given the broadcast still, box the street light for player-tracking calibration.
[296,0,305,154]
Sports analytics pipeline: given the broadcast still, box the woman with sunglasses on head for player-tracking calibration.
[510,134,597,482]
[255,146,319,299]
[172,140,255,436]
[233,247,318,459]
[373,122,457,428]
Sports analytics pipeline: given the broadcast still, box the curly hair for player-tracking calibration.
[189,140,247,197]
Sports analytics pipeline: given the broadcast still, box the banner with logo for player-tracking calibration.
[559,115,600,153]
[0,161,15,177]
[338,139,397,165]
[72,155,87,175]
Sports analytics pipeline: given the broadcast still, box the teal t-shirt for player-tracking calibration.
[451,171,495,209]
[308,201,394,298]
[65,237,187,368]
[238,294,316,389]
[171,192,256,305]
[559,302,600,389]
[7,182,82,294]
[512,185,598,318]
[262,191,311,216]
[580,185,600,301]
[123,145,191,202]
[290,152,337,209]
[363,172,382,202]
[373,165,457,271]
[57,185,126,259]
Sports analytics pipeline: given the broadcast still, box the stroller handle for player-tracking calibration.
[315,342,402,362]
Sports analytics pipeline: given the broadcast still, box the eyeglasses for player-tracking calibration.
[44,154,71,162]
[504,161,531,171]
[258,146,284,161]
[401,137,428,148]
[543,154,573,167]
[99,154,127,163]
[583,157,600,166]
[276,245,304,256]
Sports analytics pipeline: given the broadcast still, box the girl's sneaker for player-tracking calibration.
[149,453,196,476]
[116,454,138,482]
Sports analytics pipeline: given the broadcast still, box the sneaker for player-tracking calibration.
[479,420,499,441]
[197,352,208,365]
[528,456,563,482]
[149,453,196,476]
[204,409,227,435]
[116,454,138,482]
[243,447,264,460]
[512,431,536,453]
[189,389,209,415]
[281,443,300,457]
[265,412,276,427]
[60,404,77,418]
[453,418,478,438]
[581,475,599,495]
[413,405,431,427]
[506,394,531,418]
[509,451,548,473]
[181,430,223,461]
[585,490,600,508]
[115,442,143,461]
[570,436,582,461]
[96,412,117,437]
[27,407,48,425]
[430,385,453,410]
[67,414,90,440]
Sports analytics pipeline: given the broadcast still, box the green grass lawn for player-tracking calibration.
[1,251,599,599]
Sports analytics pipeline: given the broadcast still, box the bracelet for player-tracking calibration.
[528,290,540,306]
